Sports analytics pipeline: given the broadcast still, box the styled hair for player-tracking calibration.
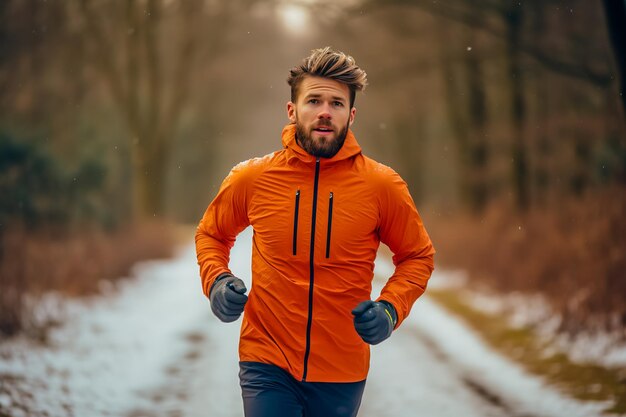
[287,46,368,108]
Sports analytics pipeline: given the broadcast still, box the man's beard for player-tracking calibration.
[295,119,349,159]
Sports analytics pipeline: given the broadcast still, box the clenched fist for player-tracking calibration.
[209,273,248,322]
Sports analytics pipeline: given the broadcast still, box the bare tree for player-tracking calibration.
[357,0,620,209]
[435,21,488,212]
[361,0,614,87]
[437,20,491,212]
[70,0,226,219]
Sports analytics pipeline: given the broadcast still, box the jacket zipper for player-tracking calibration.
[293,189,300,255]
[325,192,333,258]
[302,158,320,381]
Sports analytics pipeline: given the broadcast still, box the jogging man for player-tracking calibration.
[196,46,435,417]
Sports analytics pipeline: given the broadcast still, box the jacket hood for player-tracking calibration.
[281,123,362,164]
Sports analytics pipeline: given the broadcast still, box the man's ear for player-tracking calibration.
[348,107,356,126]
[287,102,297,123]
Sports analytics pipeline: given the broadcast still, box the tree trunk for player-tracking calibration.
[527,1,551,206]
[602,0,626,118]
[134,133,169,218]
[436,21,471,208]
[393,117,426,205]
[503,4,529,211]
[463,26,490,212]
[437,19,490,213]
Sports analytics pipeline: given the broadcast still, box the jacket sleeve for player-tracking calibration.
[375,167,435,328]
[195,162,255,298]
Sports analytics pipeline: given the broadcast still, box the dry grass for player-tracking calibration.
[425,186,626,334]
[0,221,176,338]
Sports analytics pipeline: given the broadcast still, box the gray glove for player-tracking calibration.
[209,273,248,322]
[352,300,397,345]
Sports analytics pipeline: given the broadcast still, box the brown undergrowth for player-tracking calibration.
[424,186,626,334]
[0,222,176,339]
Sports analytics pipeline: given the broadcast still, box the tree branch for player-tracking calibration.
[359,0,613,87]
[75,0,127,112]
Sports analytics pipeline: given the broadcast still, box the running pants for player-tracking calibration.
[239,361,366,417]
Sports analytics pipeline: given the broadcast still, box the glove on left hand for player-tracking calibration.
[352,300,397,345]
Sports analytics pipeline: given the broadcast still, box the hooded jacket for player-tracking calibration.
[196,124,435,383]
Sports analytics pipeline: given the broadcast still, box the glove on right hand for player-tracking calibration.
[209,273,248,323]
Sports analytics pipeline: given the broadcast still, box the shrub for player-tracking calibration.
[426,187,626,334]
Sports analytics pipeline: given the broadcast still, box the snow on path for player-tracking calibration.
[0,227,612,417]
[0,240,214,417]
[359,321,506,417]
[373,260,611,417]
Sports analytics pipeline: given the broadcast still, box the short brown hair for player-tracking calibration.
[287,46,368,108]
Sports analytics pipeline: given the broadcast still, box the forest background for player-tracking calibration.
[1,0,625,340]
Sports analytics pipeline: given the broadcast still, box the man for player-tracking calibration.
[195,47,435,417]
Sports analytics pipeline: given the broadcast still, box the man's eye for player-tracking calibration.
[308,99,319,104]
[334,101,344,107]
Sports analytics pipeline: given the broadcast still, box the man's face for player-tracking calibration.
[287,76,356,158]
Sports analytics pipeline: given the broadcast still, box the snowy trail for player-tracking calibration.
[0,228,611,417]
[359,323,507,417]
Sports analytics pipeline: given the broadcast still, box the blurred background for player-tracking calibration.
[1,0,625,339]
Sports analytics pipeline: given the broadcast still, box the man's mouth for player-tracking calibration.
[313,126,334,134]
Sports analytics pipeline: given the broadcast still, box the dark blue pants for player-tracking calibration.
[239,362,366,417]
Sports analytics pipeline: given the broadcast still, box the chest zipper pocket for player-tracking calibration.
[325,192,333,258]
[293,189,300,256]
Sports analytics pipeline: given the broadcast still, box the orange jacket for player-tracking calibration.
[196,124,435,383]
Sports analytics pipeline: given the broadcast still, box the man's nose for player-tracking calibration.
[318,103,332,119]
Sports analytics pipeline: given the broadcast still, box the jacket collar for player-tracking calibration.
[281,123,362,164]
